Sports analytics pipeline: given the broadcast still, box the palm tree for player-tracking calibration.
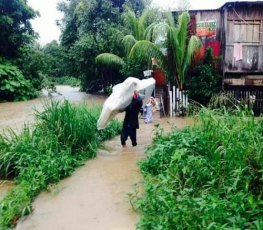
[95,7,159,70]
[129,11,202,90]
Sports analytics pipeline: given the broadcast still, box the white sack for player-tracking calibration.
[97,77,155,130]
[137,78,156,106]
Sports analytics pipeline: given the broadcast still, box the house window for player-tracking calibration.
[228,20,261,43]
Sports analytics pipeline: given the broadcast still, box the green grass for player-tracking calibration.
[51,76,81,87]
[133,108,263,229]
[0,100,121,229]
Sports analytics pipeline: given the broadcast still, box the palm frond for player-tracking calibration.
[176,0,191,12]
[176,12,190,66]
[164,11,176,28]
[144,23,156,41]
[137,23,145,41]
[95,53,124,69]
[180,35,202,88]
[145,22,170,45]
[168,26,178,50]
[123,8,138,39]
[138,8,158,40]
[185,35,202,66]
[139,8,156,26]
[122,35,137,56]
[129,40,167,73]
[177,12,190,42]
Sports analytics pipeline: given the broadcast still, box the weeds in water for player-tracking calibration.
[134,108,263,229]
[0,100,121,229]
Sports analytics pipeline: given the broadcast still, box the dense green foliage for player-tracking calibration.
[0,61,37,101]
[133,109,263,229]
[0,0,152,96]
[14,44,47,91]
[0,101,121,229]
[0,1,45,101]
[56,0,149,91]
[186,64,221,105]
[57,0,122,90]
[0,0,37,58]
[42,41,68,79]
[186,48,221,105]
[95,7,159,84]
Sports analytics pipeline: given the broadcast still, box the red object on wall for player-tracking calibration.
[153,68,166,86]
[194,40,221,64]
[206,40,220,57]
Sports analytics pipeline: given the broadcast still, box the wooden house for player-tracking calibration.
[188,1,263,114]
[155,1,263,116]
[189,1,263,88]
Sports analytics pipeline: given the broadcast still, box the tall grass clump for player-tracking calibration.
[51,76,81,87]
[133,108,263,229]
[0,100,121,229]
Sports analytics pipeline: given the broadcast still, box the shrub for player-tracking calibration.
[134,109,263,229]
[15,45,46,91]
[0,61,37,101]
[187,63,221,105]
[51,76,81,87]
[187,48,221,106]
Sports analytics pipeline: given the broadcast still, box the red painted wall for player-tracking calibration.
[153,68,166,86]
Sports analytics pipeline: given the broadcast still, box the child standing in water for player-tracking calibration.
[144,97,156,124]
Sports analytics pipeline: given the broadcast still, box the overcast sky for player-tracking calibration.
[27,0,256,45]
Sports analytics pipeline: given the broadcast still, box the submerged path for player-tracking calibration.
[16,115,191,230]
[0,86,192,230]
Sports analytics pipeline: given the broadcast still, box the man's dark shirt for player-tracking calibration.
[123,96,143,129]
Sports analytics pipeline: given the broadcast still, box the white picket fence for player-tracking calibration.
[169,86,189,117]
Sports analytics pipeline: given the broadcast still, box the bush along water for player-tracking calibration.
[0,61,38,101]
[133,108,263,229]
[51,76,81,87]
[0,100,121,229]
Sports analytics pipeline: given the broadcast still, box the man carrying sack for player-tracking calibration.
[120,90,143,147]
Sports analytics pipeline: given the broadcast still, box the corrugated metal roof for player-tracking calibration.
[221,1,263,9]
[187,1,263,12]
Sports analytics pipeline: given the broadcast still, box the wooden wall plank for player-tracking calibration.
[247,24,253,42]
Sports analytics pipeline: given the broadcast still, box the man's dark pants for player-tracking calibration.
[120,125,137,146]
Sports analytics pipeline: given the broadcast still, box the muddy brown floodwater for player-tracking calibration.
[0,85,105,133]
[0,86,193,230]
[0,86,105,200]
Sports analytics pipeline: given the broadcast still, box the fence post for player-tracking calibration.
[173,86,176,117]
[182,91,185,108]
[169,90,172,117]
[176,88,179,113]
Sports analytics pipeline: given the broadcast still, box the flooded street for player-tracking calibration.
[0,86,105,200]
[15,115,192,230]
[0,85,105,133]
[0,85,192,230]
